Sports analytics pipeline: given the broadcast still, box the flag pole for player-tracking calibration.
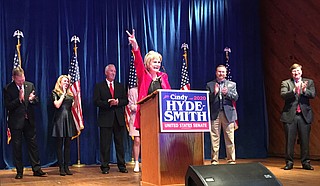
[71,35,85,168]
[10,30,26,172]
[224,47,231,80]
[13,30,24,66]
[224,47,238,130]
[181,43,189,67]
[8,30,24,145]
[180,43,191,90]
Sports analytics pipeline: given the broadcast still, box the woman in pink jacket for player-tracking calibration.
[126,29,171,129]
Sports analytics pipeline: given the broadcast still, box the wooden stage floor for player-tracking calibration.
[0,157,319,186]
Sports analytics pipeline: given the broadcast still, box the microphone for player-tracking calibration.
[161,65,167,74]
[153,66,166,84]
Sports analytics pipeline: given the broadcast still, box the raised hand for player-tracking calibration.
[126,29,138,50]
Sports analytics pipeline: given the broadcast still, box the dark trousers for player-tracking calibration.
[56,137,71,167]
[284,114,311,165]
[11,119,41,174]
[100,119,126,171]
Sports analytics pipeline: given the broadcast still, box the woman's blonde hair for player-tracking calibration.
[53,75,73,96]
[144,51,162,68]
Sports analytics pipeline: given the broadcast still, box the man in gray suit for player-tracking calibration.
[280,63,315,170]
[206,65,238,165]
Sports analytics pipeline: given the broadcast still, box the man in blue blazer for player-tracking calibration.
[206,65,238,165]
[93,64,129,174]
[4,66,47,179]
[280,63,315,170]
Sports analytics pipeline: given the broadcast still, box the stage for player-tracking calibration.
[0,157,319,186]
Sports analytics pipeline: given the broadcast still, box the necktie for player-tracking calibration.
[109,82,114,98]
[296,82,301,113]
[19,85,24,101]
[218,82,223,110]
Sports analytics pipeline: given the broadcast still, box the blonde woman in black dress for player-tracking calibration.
[52,75,77,176]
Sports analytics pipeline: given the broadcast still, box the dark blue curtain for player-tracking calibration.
[1,0,267,169]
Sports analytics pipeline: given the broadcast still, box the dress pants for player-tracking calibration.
[210,111,235,163]
[11,119,41,174]
[284,114,311,165]
[100,118,126,171]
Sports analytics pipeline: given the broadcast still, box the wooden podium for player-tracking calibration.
[139,91,204,186]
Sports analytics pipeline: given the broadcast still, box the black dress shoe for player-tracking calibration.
[33,169,47,176]
[101,170,109,174]
[59,167,66,176]
[302,164,314,170]
[64,166,73,175]
[119,168,128,173]
[283,163,293,170]
[15,173,23,179]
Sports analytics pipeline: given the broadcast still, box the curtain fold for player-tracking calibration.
[1,0,266,169]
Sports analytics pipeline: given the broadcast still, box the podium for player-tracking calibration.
[139,90,205,186]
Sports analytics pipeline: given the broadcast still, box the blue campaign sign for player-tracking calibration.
[158,89,211,132]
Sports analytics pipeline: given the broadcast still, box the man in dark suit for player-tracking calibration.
[93,64,129,174]
[206,65,238,165]
[280,63,315,170]
[3,66,47,179]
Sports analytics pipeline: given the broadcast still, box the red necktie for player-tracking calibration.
[109,82,114,98]
[19,85,24,101]
[296,83,301,113]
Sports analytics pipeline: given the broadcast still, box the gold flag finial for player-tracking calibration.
[13,30,24,66]
[71,35,80,56]
[181,43,189,67]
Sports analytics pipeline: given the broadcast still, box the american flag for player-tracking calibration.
[180,52,190,90]
[7,47,21,144]
[224,47,238,130]
[125,55,137,132]
[128,55,137,89]
[68,50,84,135]
[13,49,20,68]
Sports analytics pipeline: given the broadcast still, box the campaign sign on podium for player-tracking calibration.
[139,89,207,185]
[158,89,211,132]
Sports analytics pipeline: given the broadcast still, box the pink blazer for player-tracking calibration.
[132,49,171,129]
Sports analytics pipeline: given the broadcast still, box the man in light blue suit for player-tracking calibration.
[206,65,238,165]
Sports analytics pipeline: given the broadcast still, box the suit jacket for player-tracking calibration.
[280,78,316,124]
[93,80,128,127]
[206,79,238,123]
[4,81,39,129]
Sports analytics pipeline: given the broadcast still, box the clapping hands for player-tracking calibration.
[301,80,308,92]
[28,90,36,102]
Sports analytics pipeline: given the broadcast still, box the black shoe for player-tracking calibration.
[283,163,293,170]
[119,168,128,173]
[100,165,110,174]
[64,166,73,175]
[302,164,314,170]
[33,169,47,177]
[15,173,23,179]
[59,167,66,176]
[101,170,109,174]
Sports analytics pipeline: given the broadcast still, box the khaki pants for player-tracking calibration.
[210,111,235,163]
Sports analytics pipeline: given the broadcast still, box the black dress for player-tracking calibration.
[52,91,77,137]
